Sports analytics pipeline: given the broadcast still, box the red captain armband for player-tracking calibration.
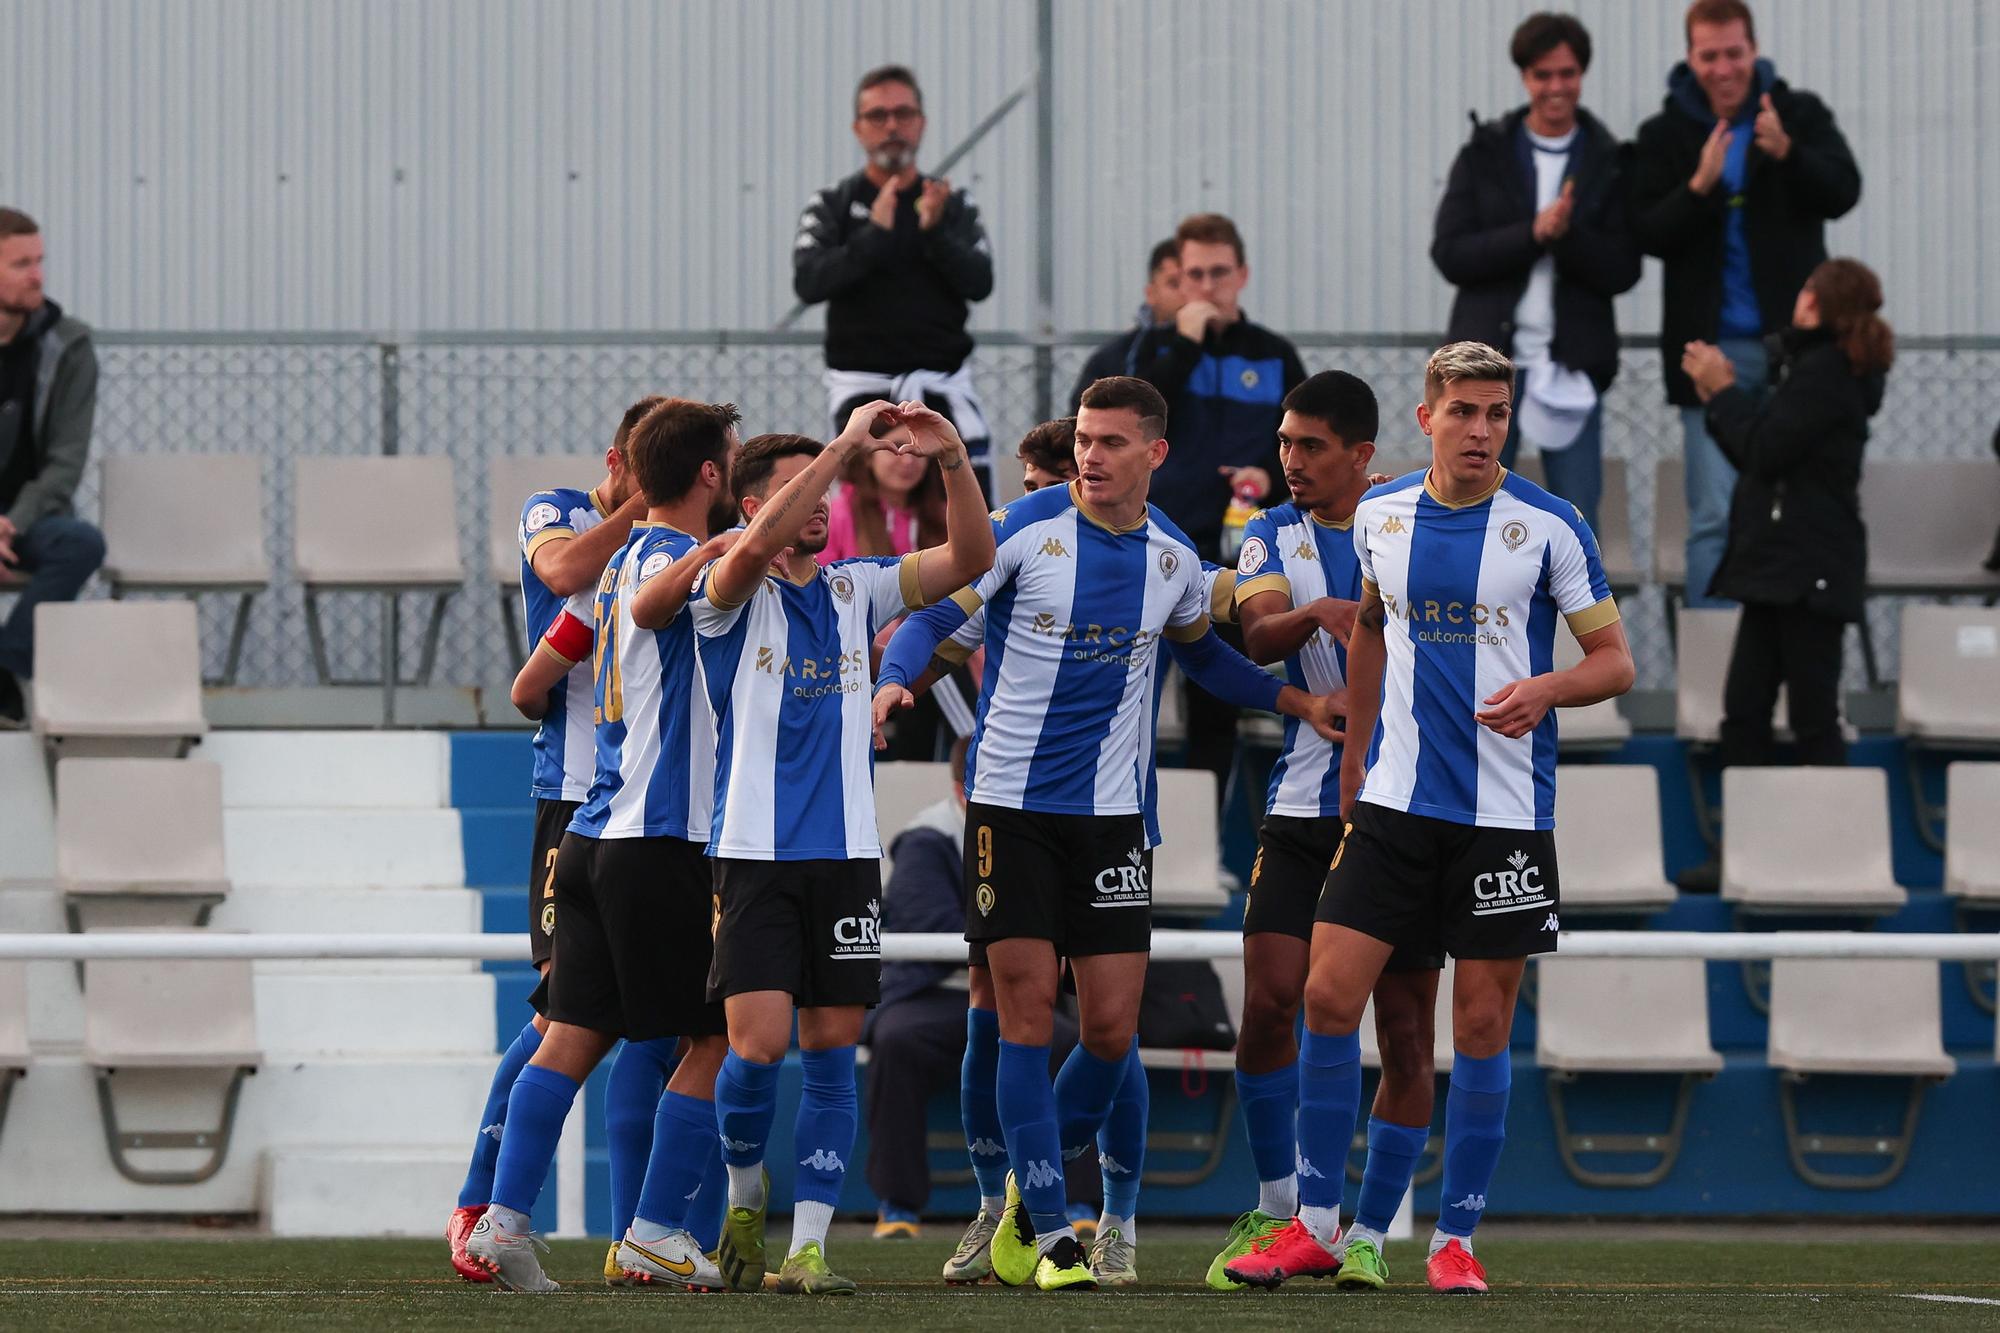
[541,610,594,666]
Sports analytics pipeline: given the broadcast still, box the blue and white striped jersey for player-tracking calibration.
[1354,468,1618,831]
[519,486,609,802]
[950,482,1213,817]
[566,523,716,843]
[692,553,927,861]
[1234,502,1363,819]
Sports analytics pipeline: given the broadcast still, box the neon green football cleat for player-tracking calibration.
[988,1170,1039,1287]
[1206,1209,1289,1291]
[1335,1236,1389,1290]
[775,1240,858,1295]
[716,1169,769,1293]
[1033,1234,1097,1292]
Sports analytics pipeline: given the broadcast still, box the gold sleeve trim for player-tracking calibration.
[534,640,580,670]
[949,585,985,617]
[1361,576,1380,599]
[1233,572,1292,608]
[898,550,927,610]
[1208,570,1239,624]
[524,528,576,561]
[933,640,975,668]
[1164,614,1211,644]
[1565,597,1622,637]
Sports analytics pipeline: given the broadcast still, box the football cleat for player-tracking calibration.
[1205,1209,1288,1291]
[942,1209,999,1284]
[873,1211,921,1240]
[1221,1217,1341,1288]
[604,1241,639,1287]
[446,1205,493,1283]
[617,1228,724,1291]
[1426,1238,1488,1293]
[463,1211,559,1293]
[1086,1225,1137,1287]
[988,1171,1038,1287]
[1032,1234,1098,1292]
[775,1240,858,1295]
[716,1169,770,1293]
[1335,1236,1390,1290]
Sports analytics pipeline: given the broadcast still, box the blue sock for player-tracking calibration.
[714,1050,781,1169]
[1097,1041,1146,1219]
[1053,1043,1126,1173]
[1437,1049,1510,1239]
[458,1020,541,1209]
[995,1039,1067,1236]
[489,1064,580,1216]
[634,1090,717,1232]
[794,1046,859,1207]
[961,1007,1008,1200]
[1295,1029,1362,1227]
[688,1145,728,1251]
[1354,1117,1430,1233]
[605,1038,679,1239]
[1234,1062,1301,1191]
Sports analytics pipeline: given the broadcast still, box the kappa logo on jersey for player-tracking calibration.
[1022,1159,1061,1190]
[523,501,562,534]
[1500,519,1530,552]
[1091,849,1149,909]
[799,1148,848,1173]
[1380,515,1407,535]
[1292,538,1317,562]
[1450,1193,1488,1213]
[638,550,672,582]
[1472,847,1552,915]
[1040,536,1070,558]
[989,507,1008,524]
[1238,536,1269,575]
[830,899,882,957]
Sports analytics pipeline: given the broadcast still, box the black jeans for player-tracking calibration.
[1719,601,1848,768]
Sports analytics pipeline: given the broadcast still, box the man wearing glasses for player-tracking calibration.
[794,65,997,493]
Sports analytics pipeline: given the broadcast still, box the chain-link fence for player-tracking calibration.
[81,330,2000,697]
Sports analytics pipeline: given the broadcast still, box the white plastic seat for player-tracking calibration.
[1554,620,1630,749]
[1767,957,1952,1190]
[1675,605,1851,747]
[56,758,229,931]
[1860,461,2000,597]
[1943,763,2000,903]
[1153,768,1225,916]
[486,454,607,655]
[1652,459,1687,593]
[1512,457,1640,592]
[875,760,954,884]
[1553,765,1675,914]
[100,454,270,685]
[0,960,27,1146]
[293,456,464,717]
[1896,605,2000,744]
[83,947,262,1185]
[32,601,207,758]
[1721,767,1906,915]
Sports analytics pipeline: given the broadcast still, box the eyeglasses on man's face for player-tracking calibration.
[858,106,923,127]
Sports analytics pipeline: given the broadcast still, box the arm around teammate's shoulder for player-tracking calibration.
[899,402,996,605]
[631,531,742,630]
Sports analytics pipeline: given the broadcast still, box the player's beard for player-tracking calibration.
[705,494,737,539]
[793,527,829,557]
[869,141,912,174]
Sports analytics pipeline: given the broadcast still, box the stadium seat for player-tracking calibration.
[1860,460,2000,598]
[1537,957,1720,1186]
[0,960,27,1147]
[1943,763,2000,904]
[32,601,207,759]
[1512,456,1641,593]
[83,947,262,1185]
[485,453,607,657]
[1152,768,1227,916]
[1651,459,1687,599]
[293,456,463,721]
[1553,765,1676,915]
[873,760,952,882]
[1554,620,1630,749]
[99,454,271,685]
[56,758,229,933]
[1720,767,1906,916]
[1766,958,1953,1189]
[1896,605,2000,850]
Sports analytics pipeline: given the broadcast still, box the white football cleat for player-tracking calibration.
[616,1228,725,1291]
[464,1211,560,1293]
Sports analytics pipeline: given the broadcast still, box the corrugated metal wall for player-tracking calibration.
[5,0,1992,334]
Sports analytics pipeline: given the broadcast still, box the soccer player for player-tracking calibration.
[693,401,995,1296]
[1212,371,1447,1292]
[872,376,1342,1291]
[1290,342,1632,1293]
[445,397,653,1283]
[465,399,740,1293]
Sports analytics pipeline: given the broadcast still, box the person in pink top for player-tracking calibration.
[823,437,947,561]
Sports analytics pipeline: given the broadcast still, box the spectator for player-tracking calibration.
[793,64,996,490]
[823,444,946,563]
[1629,0,1861,609]
[0,208,102,724]
[1431,12,1640,532]
[1683,256,1892,768]
[1068,240,1185,411]
[1016,416,1078,493]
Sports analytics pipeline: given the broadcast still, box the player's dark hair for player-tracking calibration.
[1078,377,1168,440]
[1510,12,1592,71]
[626,399,740,506]
[1147,238,1179,276]
[1807,257,1895,378]
[0,208,38,242]
[1016,417,1078,480]
[612,394,667,464]
[733,432,824,505]
[855,64,922,115]
[1685,0,1755,47]
[1282,372,1379,447]
[1175,212,1246,266]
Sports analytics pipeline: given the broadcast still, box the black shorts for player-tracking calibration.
[1248,814,1443,972]
[1315,802,1561,960]
[963,803,1153,957]
[528,799,578,971]
[709,857,883,1008]
[546,832,726,1041]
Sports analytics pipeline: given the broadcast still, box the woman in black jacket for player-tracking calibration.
[1682,257,1893,767]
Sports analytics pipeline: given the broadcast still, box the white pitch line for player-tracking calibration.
[1901,1294,2000,1307]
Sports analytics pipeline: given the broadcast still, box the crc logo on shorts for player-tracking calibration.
[1091,848,1150,909]
[830,898,882,958]
[829,572,855,604]
[975,883,995,917]
[523,501,561,534]
[1158,550,1179,579]
[1500,519,1529,552]
[1237,536,1269,576]
[540,903,556,937]
[1472,848,1551,916]
[638,550,671,583]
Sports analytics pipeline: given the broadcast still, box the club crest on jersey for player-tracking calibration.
[540,903,556,936]
[1239,368,1260,390]
[638,551,672,582]
[1380,515,1407,535]
[523,501,561,534]
[1040,536,1070,558]
[830,571,855,603]
[976,883,995,917]
[1238,536,1269,575]
[1158,550,1179,578]
[1500,519,1529,552]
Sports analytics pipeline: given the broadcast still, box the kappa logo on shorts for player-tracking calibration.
[1472,847,1552,916]
[1091,848,1149,909]
[830,898,882,958]
[1543,913,1560,932]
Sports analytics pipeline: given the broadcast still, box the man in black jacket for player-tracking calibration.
[1628,0,1861,609]
[793,65,996,489]
[1068,239,1184,412]
[0,209,104,723]
[1432,12,1640,533]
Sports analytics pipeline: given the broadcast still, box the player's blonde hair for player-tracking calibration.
[1424,341,1515,405]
